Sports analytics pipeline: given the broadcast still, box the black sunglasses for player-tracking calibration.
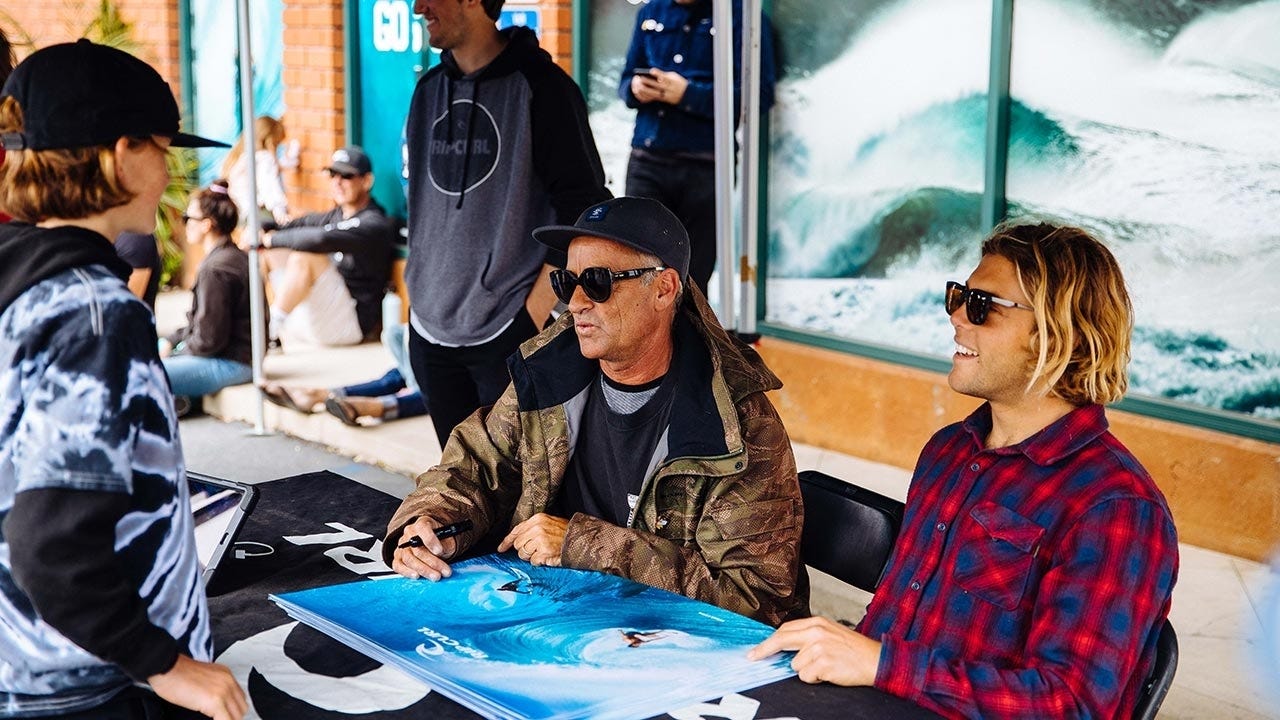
[326,170,358,180]
[181,213,205,223]
[550,266,665,304]
[945,281,1033,325]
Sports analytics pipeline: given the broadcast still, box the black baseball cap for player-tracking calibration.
[0,39,227,151]
[533,197,691,280]
[325,146,373,176]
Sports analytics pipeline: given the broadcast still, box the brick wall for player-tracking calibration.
[280,1,347,214]
[1,1,182,100]
[537,0,575,73]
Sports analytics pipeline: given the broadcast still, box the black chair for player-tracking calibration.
[1133,618,1178,720]
[797,469,904,593]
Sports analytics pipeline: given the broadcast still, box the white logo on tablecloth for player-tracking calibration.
[217,622,429,718]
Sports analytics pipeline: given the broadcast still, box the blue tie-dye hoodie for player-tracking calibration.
[0,222,211,716]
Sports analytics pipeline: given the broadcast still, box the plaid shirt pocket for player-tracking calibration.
[953,502,1045,611]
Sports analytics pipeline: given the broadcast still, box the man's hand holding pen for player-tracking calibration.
[391,518,473,581]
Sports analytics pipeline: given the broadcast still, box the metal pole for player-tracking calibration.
[236,0,268,434]
[736,0,762,342]
[711,0,736,331]
[982,0,1013,231]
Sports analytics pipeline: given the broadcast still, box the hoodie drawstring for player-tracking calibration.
[455,78,482,210]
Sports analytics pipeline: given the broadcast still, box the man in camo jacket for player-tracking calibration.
[386,197,808,626]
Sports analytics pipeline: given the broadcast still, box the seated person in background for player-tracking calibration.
[386,197,809,627]
[222,114,291,227]
[115,231,162,310]
[0,40,245,719]
[160,180,260,417]
[261,320,427,426]
[262,145,394,347]
[750,222,1179,719]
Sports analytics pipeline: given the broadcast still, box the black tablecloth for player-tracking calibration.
[209,471,940,719]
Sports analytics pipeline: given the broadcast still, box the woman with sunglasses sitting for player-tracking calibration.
[160,180,260,416]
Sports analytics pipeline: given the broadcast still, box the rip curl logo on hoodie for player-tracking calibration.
[428,98,501,196]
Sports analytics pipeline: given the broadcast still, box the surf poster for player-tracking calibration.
[271,552,795,720]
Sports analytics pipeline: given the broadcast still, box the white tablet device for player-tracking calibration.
[188,472,258,585]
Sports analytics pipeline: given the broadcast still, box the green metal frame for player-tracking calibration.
[572,0,589,88]
[177,0,194,130]
[343,1,360,145]
[981,0,1013,230]
[579,0,1280,444]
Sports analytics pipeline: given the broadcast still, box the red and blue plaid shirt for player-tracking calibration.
[859,403,1178,719]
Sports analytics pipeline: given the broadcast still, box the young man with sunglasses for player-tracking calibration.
[403,0,610,448]
[385,197,809,627]
[750,222,1178,719]
[259,145,395,348]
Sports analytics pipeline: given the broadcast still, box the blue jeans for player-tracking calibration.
[335,323,427,421]
[382,323,419,392]
[163,355,253,398]
[340,367,427,420]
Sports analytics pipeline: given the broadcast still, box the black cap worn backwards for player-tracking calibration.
[0,39,228,151]
[532,197,691,281]
[325,145,373,176]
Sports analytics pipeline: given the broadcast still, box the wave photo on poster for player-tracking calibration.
[765,0,1280,420]
[271,553,795,720]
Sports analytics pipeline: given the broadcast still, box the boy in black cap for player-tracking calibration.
[0,41,247,720]
[259,144,395,348]
[387,196,809,628]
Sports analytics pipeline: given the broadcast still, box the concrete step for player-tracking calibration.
[158,290,440,479]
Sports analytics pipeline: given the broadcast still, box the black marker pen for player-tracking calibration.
[397,519,474,549]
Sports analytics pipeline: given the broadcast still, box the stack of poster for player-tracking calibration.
[271,552,795,720]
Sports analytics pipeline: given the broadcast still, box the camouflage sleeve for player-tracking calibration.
[384,385,526,561]
[560,392,809,626]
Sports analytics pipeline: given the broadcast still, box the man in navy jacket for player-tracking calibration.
[619,0,776,291]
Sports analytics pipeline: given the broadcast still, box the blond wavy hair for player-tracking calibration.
[0,97,138,222]
[220,115,285,177]
[982,221,1133,405]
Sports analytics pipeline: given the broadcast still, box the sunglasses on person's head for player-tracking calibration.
[945,281,1033,325]
[550,266,666,304]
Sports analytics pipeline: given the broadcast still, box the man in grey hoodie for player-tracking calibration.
[405,0,610,447]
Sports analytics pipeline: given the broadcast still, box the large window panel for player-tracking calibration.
[764,0,992,359]
[585,0,643,195]
[1006,0,1280,420]
[189,0,285,185]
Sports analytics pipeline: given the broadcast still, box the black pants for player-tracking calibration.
[625,149,717,292]
[32,686,173,720]
[409,308,539,448]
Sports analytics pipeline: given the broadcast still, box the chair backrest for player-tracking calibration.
[797,470,905,594]
[1132,619,1178,720]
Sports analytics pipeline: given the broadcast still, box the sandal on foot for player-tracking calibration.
[324,396,361,427]
[261,384,316,414]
